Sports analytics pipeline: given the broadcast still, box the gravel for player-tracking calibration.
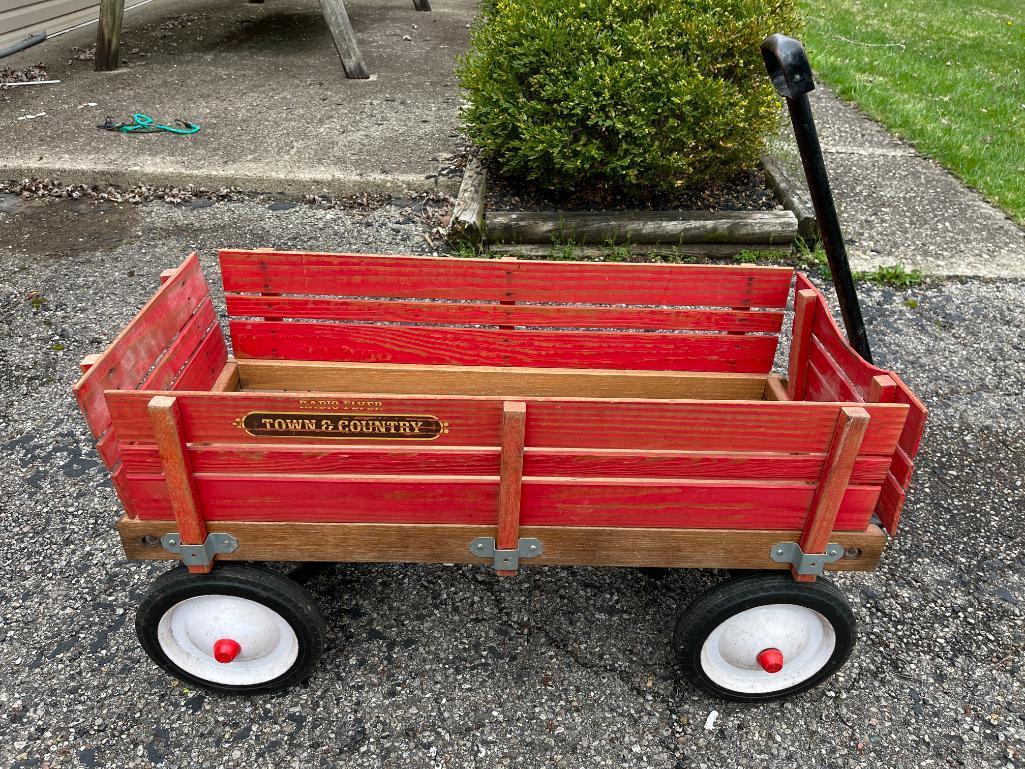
[0,195,1022,769]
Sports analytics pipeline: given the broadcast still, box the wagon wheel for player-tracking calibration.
[673,572,856,701]
[136,564,327,694]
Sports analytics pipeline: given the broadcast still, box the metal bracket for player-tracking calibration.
[770,541,844,576]
[469,537,543,572]
[161,532,239,567]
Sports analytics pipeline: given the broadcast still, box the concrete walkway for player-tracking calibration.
[774,85,1025,278]
[0,0,473,196]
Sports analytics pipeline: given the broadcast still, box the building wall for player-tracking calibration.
[0,0,99,50]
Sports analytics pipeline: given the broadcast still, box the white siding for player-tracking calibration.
[0,0,99,49]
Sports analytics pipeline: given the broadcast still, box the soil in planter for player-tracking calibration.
[485,164,781,213]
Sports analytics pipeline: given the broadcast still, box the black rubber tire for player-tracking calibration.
[136,563,327,695]
[673,572,856,702]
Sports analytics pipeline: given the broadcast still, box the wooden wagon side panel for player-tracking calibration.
[73,254,229,517]
[789,273,928,534]
[107,390,908,531]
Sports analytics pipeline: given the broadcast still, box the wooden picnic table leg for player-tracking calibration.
[412,0,431,10]
[319,0,370,79]
[94,0,126,72]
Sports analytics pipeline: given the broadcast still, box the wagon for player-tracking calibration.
[74,249,926,700]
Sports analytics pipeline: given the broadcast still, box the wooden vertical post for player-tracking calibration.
[868,374,897,404]
[787,289,818,401]
[794,406,870,582]
[94,0,126,72]
[495,401,526,576]
[319,0,370,79]
[412,0,431,10]
[149,396,211,574]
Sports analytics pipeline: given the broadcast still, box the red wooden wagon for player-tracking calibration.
[75,250,925,700]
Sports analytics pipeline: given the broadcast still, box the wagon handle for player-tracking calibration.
[761,34,873,364]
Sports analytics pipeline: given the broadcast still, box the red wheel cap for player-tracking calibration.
[213,638,241,664]
[757,647,784,674]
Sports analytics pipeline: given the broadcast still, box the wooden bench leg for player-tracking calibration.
[319,0,370,79]
[94,0,126,72]
[413,0,431,10]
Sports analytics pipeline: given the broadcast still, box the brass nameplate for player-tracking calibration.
[234,412,448,440]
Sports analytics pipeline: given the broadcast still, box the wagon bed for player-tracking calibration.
[76,250,925,576]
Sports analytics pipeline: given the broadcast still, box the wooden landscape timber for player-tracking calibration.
[487,243,784,259]
[762,154,819,243]
[448,152,487,245]
[485,210,798,247]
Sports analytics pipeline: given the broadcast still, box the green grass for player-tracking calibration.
[800,0,1025,221]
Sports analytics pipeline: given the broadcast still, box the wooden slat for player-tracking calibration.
[119,517,887,571]
[118,445,892,484]
[496,402,526,575]
[148,396,210,574]
[795,407,870,581]
[105,391,910,454]
[787,288,817,400]
[807,337,862,403]
[120,474,881,530]
[229,321,780,373]
[74,254,209,437]
[211,361,241,392]
[140,298,217,390]
[235,360,769,400]
[218,250,794,308]
[875,472,907,535]
[763,375,789,401]
[172,327,229,392]
[224,295,786,333]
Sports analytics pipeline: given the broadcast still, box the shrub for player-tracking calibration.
[459,0,801,195]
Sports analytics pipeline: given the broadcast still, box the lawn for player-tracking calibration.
[799,0,1025,222]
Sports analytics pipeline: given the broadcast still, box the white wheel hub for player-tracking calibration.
[700,603,836,694]
[157,595,299,686]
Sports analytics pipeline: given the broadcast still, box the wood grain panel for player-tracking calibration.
[225,295,785,333]
[229,321,780,373]
[119,517,887,570]
[218,250,794,307]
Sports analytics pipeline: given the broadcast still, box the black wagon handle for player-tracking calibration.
[760,33,873,364]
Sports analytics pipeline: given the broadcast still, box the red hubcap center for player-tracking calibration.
[213,638,242,664]
[757,648,784,674]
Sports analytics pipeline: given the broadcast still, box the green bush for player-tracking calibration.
[459,0,801,194]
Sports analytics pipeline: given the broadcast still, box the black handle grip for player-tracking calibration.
[760,34,815,100]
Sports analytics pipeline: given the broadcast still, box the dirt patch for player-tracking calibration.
[0,197,140,258]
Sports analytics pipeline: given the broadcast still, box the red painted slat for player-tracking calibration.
[807,336,862,403]
[218,250,794,308]
[229,321,780,373]
[874,472,907,535]
[141,298,217,390]
[224,295,786,333]
[118,444,892,484]
[123,473,879,530]
[74,254,209,437]
[173,327,229,392]
[106,391,909,455]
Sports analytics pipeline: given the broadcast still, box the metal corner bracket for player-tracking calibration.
[469,536,543,572]
[770,541,844,576]
[161,532,239,567]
